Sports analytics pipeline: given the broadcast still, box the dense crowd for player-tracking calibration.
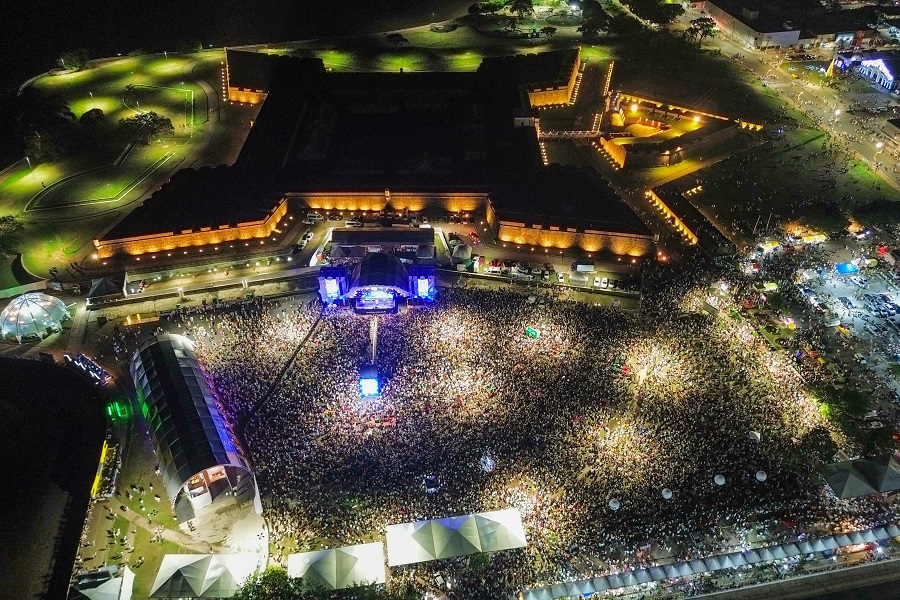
[178,286,894,596]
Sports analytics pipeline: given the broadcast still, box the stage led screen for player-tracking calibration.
[360,377,380,397]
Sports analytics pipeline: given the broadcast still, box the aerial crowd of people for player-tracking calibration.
[170,284,895,596]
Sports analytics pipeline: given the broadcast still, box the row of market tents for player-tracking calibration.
[520,524,900,600]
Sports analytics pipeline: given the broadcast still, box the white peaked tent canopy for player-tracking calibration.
[287,543,386,590]
[149,554,258,598]
[69,566,134,600]
[385,508,527,566]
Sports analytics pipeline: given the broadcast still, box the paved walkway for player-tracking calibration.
[65,299,89,352]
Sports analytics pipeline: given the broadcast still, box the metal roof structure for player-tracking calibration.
[287,543,386,590]
[347,253,410,298]
[149,554,259,598]
[131,334,251,503]
[0,292,70,342]
[385,508,527,566]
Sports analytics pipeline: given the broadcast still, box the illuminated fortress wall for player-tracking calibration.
[526,47,581,107]
[227,88,267,104]
[487,205,655,257]
[294,191,487,214]
[94,198,288,258]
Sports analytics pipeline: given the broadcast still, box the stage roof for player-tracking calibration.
[385,508,527,566]
[332,227,434,246]
[348,252,410,295]
[287,542,386,589]
[149,554,258,598]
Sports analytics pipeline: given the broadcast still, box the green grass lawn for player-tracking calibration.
[130,527,188,600]
[682,126,892,242]
[28,144,174,211]
[781,60,830,86]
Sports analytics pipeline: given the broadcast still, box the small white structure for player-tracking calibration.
[0,292,70,342]
[287,542,386,590]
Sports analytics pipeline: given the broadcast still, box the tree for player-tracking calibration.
[118,111,174,144]
[233,567,419,600]
[797,202,849,232]
[385,32,410,47]
[578,10,610,38]
[79,108,105,127]
[540,26,558,37]
[17,87,77,161]
[800,425,838,464]
[687,16,718,45]
[469,3,483,16]
[178,39,203,54]
[607,13,642,36]
[0,215,24,256]
[854,198,900,225]
[507,0,534,19]
[58,49,89,70]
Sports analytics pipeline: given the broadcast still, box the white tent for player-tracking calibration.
[149,554,258,598]
[287,543,386,590]
[69,566,134,600]
[385,508,527,566]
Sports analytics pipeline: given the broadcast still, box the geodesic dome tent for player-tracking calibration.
[0,292,71,342]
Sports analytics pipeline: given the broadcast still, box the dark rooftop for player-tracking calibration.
[475,48,579,90]
[102,167,282,240]
[490,166,653,237]
[225,48,284,91]
[332,227,435,246]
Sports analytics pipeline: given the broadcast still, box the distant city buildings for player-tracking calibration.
[697,0,878,50]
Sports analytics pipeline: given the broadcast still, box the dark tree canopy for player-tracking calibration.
[118,111,174,144]
[385,32,410,47]
[58,49,89,70]
[233,568,419,600]
[17,87,77,161]
[79,108,105,127]
[0,215,24,256]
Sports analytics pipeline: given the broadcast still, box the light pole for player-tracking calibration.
[875,141,884,162]
[89,91,94,108]
[25,157,31,170]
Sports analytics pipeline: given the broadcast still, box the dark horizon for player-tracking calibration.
[0,0,468,91]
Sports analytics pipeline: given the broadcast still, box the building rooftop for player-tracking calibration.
[490,165,653,237]
[225,48,284,91]
[102,167,283,241]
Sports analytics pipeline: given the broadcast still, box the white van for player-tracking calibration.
[306,213,324,222]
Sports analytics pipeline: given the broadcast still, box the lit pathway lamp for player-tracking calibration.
[875,142,885,170]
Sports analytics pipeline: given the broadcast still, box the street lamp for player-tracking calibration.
[89,91,94,108]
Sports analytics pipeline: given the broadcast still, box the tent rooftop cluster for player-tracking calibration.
[287,542,386,590]
[822,454,900,498]
[149,554,258,598]
[385,508,527,566]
